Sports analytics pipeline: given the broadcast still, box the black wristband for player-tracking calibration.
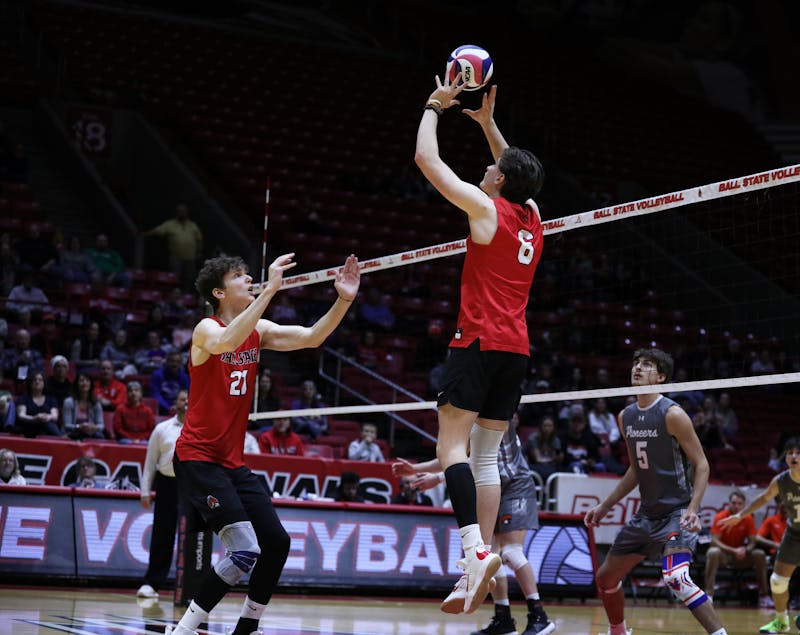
[425,103,443,116]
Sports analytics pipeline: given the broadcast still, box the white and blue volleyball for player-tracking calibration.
[445,45,493,91]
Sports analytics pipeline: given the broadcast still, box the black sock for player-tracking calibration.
[495,603,512,619]
[193,571,231,613]
[444,463,477,528]
[231,617,259,635]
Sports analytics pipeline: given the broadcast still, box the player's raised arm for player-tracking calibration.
[258,254,360,351]
[463,85,509,162]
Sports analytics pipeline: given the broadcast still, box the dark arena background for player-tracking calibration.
[0,1,798,633]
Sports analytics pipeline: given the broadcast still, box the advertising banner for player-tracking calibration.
[0,487,596,596]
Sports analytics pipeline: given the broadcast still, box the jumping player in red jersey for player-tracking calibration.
[167,252,360,635]
[415,78,544,615]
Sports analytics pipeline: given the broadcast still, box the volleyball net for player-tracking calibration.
[252,164,800,471]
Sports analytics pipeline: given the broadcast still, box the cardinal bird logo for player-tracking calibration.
[206,495,220,509]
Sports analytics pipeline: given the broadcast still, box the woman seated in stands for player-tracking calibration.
[62,373,105,440]
[15,371,61,438]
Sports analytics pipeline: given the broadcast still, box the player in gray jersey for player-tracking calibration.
[393,414,555,635]
[584,348,727,635]
[720,436,800,634]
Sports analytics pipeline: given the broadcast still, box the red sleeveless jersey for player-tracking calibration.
[176,318,260,469]
[450,197,543,355]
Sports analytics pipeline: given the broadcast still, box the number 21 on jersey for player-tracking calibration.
[229,370,248,396]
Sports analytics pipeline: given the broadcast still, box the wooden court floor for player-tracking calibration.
[0,586,792,635]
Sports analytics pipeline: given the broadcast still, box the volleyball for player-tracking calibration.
[445,44,493,91]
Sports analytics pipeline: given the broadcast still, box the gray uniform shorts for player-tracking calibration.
[609,508,698,561]
[777,527,800,565]
[495,480,539,534]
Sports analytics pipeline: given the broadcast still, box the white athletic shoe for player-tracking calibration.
[441,571,497,614]
[136,584,159,599]
[598,629,632,635]
[463,547,502,614]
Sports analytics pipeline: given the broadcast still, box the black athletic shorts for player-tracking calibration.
[436,338,528,421]
[173,452,273,534]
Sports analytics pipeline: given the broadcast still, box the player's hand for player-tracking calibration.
[140,496,152,510]
[679,510,702,532]
[391,457,416,476]
[718,512,743,529]
[264,253,296,295]
[428,73,466,110]
[584,503,609,528]
[414,472,441,491]
[334,254,360,302]
[463,85,497,126]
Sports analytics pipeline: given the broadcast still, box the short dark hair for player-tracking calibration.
[340,470,360,485]
[632,347,674,383]
[195,255,248,311]
[76,456,95,470]
[498,146,545,203]
[782,436,800,457]
[729,489,745,502]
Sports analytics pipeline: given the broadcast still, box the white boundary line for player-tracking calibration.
[261,163,800,290]
[249,372,800,420]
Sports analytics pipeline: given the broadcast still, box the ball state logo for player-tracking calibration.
[207,495,220,509]
[500,513,512,526]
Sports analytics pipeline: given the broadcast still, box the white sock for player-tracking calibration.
[609,620,628,635]
[709,629,727,635]
[459,524,482,558]
[495,598,510,606]
[240,596,267,621]
[178,601,208,631]
[527,592,540,601]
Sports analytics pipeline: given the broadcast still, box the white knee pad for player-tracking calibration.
[598,580,622,594]
[500,544,528,572]
[469,424,503,487]
[662,553,708,608]
[771,572,790,595]
[214,521,261,585]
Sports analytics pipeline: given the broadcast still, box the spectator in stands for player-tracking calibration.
[356,330,380,370]
[133,330,171,375]
[95,359,127,412]
[62,372,104,440]
[270,294,298,323]
[358,287,395,331]
[101,328,137,378]
[160,287,187,327]
[588,397,619,445]
[32,313,70,360]
[391,475,433,506]
[704,489,771,607]
[667,367,705,414]
[150,350,190,416]
[138,389,188,600]
[45,354,73,407]
[171,310,196,353]
[0,448,26,485]
[750,349,776,375]
[144,304,171,343]
[69,455,103,488]
[334,470,365,502]
[244,430,260,454]
[71,321,103,374]
[15,224,59,288]
[692,395,730,451]
[525,414,562,481]
[85,233,131,288]
[756,498,787,558]
[112,379,155,444]
[290,379,328,440]
[559,404,605,474]
[716,391,738,442]
[257,417,305,456]
[255,368,281,414]
[59,236,95,284]
[6,269,50,317]
[15,371,61,437]
[0,390,16,432]
[348,422,385,462]
[142,203,204,292]
[1,328,44,386]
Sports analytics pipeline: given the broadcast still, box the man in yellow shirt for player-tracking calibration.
[144,203,203,291]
